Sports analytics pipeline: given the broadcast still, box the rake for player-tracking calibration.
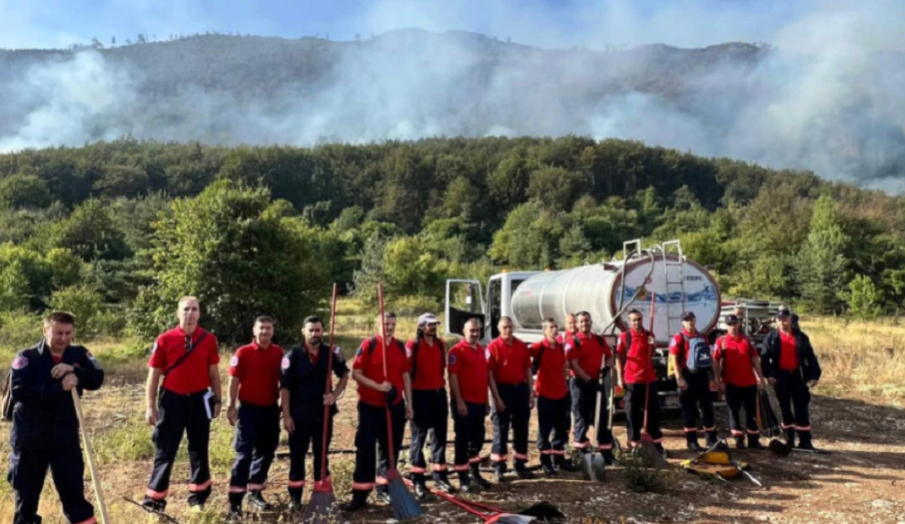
[302,283,341,524]
[378,283,424,520]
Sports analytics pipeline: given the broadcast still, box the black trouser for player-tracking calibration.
[624,382,663,446]
[8,446,94,524]
[409,388,449,481]
[570,378,613,452]
[537,394,570,463]
[725,384,759,439]
[452,401,486,478]
[228,404,281,505]
[491,383,531,471]
[146,389,212,506]
[679,369,716,442]
[287,407,334,500]
[351,401,405,494]
[774,371,812,444]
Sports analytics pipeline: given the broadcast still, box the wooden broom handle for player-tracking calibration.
[71,388,110,524]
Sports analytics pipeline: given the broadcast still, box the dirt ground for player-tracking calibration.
[3,382,902,524]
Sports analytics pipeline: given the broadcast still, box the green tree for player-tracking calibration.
[846,275,882,319]
[0,260,32,311]
[526,166,588,211]
[795,196,849,313]
[0,175,52,210]
[51,199,131,261]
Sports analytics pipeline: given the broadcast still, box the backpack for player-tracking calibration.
[682,333,712,372]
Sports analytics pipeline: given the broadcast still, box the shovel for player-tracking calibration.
[638,293,668,468]
[579,363,609,481]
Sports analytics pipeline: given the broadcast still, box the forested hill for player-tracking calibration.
[2,30,904,189]
[0,137,903,347]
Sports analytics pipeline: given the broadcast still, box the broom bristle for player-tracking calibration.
[491,514,536,524]
[518,501,566,520]
[768,438,792,457]
[388,476,424,520]
[302,490,339,524]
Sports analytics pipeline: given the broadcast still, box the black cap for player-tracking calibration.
[725,314,739,325]
[775,305,792,318]
[682,311,696,320]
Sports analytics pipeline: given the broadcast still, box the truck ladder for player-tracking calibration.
[661,240,686,337]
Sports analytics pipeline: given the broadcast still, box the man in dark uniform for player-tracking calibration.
[669,311,719,451]
[567,311,615,464]
[761,305,822,450]
[448,318,492,492]
[226,316,285,517]
[530,318,573,476]
[616,309,664,455]
[487,316,534,482]
[143,296,222,511]
[345,312,413,512]
[8,311,104,524]
[713,315,767,450]
[406,313,454,497]
[282,315,349,510]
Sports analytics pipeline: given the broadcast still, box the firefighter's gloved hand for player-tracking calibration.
[385,385,399,405]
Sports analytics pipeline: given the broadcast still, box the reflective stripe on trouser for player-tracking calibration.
[287,408,333,500]
[536,394,570,455]
[10,447,95,524]
[570,378,614,450]
[679,369,715,439]
[725,384,759,437]
[351,401,406,494]
[146,389,212,506]
[228,403,280,504]
[452,400,487,476]
[409,388,449,481]
[491,383,531,471]
[624,382,664,444]
[774,371,812,444]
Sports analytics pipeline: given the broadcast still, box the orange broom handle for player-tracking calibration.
[319,283,338,481]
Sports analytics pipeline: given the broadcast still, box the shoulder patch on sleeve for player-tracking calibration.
[333,345,342,355]
[87,351,102,370]
[448,352,458,366]
[281,356,291,370]
[355,347,364,357]
[669,337,678,348]
[230,356,239,367]
[12,355,28,370]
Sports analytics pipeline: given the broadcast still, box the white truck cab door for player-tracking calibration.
[444,279,486,338]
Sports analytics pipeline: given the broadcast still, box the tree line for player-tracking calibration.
[0,136,902,350]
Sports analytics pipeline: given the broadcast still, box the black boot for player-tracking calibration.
[603,450,616,466]
[343,490,370,512]
[287,492,303,513]
[706,431,725,450]
[735,437,746,450]
[414,481,428,499]
[796,430,815,450]
[784,427,796,448]
[227,504,242,521]
[142,498,167,513]
[540,454,557,476]
[515,466,535,480]
[374,486,391,504]
[554,454,576,472]
[471,463,492,489]
[686,432,703,452]
[247,491,271,511]
[748,434,764,450]
[433,473,456,494]
[458,470,476,493]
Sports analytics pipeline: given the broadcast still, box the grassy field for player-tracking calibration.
[0,303,902,523]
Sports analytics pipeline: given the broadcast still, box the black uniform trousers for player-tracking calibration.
[490,383,531,472]
[409,388,449,481]
[624,382,664,445]
[9,446,95,524]
[288,408,335,500]
[145,389,212,506]
[351,401,405,494]
[679,369,716,442]
[570,378,614,451]
[536,394,570,460]
[725,384,759,438]
[228,404,280,504]
[452,401,486,478]
[774,371,812,442]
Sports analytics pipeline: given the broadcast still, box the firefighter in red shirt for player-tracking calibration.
[567,312,616,464]
[448,318,492,492]
[712,314,766,450]
[142,296,222,512]
[225,316,284,517]
[557,313,577,345]
[487,316,534,482]
[616,309,664,454]
[669,311,718,452]
[345,312,413,512]
[531,318,574,476]
[406,313,454,497]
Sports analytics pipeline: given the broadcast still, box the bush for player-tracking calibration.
[0,310,41,358]
[48,285,107,337]
[621,452,662,493]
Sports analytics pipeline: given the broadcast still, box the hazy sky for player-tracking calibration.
[0,0,823,51]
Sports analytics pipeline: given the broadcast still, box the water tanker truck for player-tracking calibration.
[444,239,723,412]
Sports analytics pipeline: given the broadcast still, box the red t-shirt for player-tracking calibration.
[487,337,531,385]
[448,340,489,405]
[556,332,578,346]
[406,338,446,390]
[228,342,284,406]
[149,326,220,395]
[353,336,409,407]
[530,339,568,400]
[779,331,799,371]
[566,332,612,378]
[617,329,657,384]
[714,335,757,387]
[669,329,708,371]
[52,355,62,365]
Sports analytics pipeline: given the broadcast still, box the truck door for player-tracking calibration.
[444,279,486,338]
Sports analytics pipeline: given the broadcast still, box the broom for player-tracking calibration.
[639,293,667,467]
[426,487,564,524]
[758,390,791,457]
[302,284,341,524]
[377,283,424,520]
[71,388,111,524]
